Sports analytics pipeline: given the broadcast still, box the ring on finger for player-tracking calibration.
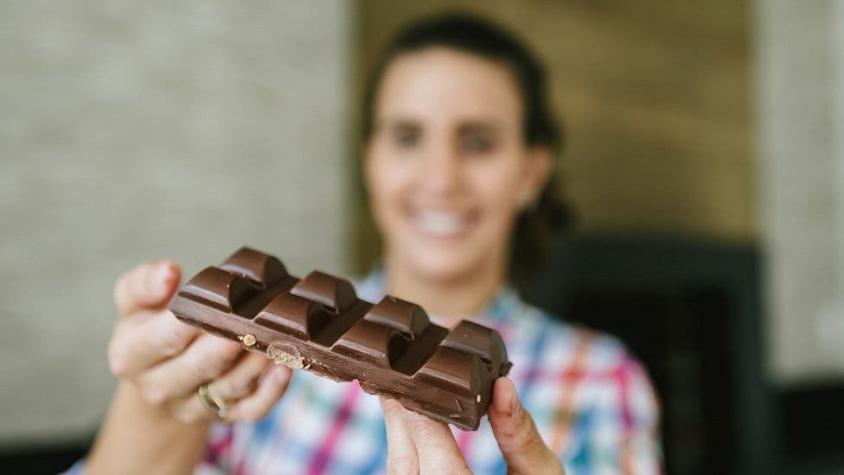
[197,383,228,419]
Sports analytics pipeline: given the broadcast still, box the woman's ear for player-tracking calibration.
[517,146,554,210]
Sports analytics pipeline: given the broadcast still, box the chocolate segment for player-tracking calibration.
[169,247,512,430]
[219,247,287,287]
[254,292,330,340]
[364,296,430,338]
[441,320,508,372]
[332,318,404,368]
[180,267,255,313]
[290,271,356,313]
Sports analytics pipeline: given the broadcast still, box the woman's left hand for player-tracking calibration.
[380,377,565,475]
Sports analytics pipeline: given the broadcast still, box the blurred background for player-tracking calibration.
[1,1,842,473]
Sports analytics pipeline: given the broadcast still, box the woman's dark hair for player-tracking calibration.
[362,12,573,288]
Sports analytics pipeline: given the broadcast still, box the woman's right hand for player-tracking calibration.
[108,260,293,424]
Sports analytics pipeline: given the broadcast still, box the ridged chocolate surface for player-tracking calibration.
[168,247,512,430]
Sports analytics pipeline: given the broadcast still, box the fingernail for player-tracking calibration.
[272,365,291,383]
[499,378,517,417]
[154,261,174,296]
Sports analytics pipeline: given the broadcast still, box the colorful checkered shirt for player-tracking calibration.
[69,271,661,474]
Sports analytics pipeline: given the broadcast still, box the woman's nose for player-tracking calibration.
[423,144,462,194]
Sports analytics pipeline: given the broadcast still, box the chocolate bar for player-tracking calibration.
[168,247,512,430]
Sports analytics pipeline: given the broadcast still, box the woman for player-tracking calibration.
[79,13,661,474]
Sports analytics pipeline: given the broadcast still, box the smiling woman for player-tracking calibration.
[365,46,552,316]
[362,17,571,294]
[77,12,660,475]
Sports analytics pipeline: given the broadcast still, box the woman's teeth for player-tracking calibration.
[413,210,468,237]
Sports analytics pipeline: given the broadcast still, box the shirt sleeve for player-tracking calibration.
[563,355,663,475]
[195,422,236,474]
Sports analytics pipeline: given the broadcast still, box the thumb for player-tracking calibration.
[114,260,181,317]
[489,377,563,475]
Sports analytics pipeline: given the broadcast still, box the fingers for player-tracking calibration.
[169,364,293,424]
[380,398,419,475]
[108,309,200,377]
[114,261,181,317]
[225,365,293,421]
[108,259,295,427]
[489,377,562,475]
[380,398,470,475]
[404,409,470,474]
[135,334,244,404]
[206,352,271,400]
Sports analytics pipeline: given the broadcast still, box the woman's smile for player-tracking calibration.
[407,205,479,240]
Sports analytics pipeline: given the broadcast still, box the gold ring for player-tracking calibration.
[197,384,228,419]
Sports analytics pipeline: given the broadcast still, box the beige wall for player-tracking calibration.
[355,0,754,257]
[755,0,844,383]
[0,1,352,443]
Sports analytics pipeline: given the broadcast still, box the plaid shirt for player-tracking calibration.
[69,272,661,474]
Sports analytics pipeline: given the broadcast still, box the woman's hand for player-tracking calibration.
[381,377,564,474]
[109,260,293,424]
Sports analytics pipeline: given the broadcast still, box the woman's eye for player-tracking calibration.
[460,134,494,154]
[394,129,420,148]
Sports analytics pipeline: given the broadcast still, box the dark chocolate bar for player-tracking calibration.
[169,247,512,430]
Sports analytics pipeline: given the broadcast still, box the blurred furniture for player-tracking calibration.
[530,233,772,474]
[0,440,90,474]
[775,381,844,474]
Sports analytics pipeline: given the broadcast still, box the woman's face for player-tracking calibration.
[365,47,551,283]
